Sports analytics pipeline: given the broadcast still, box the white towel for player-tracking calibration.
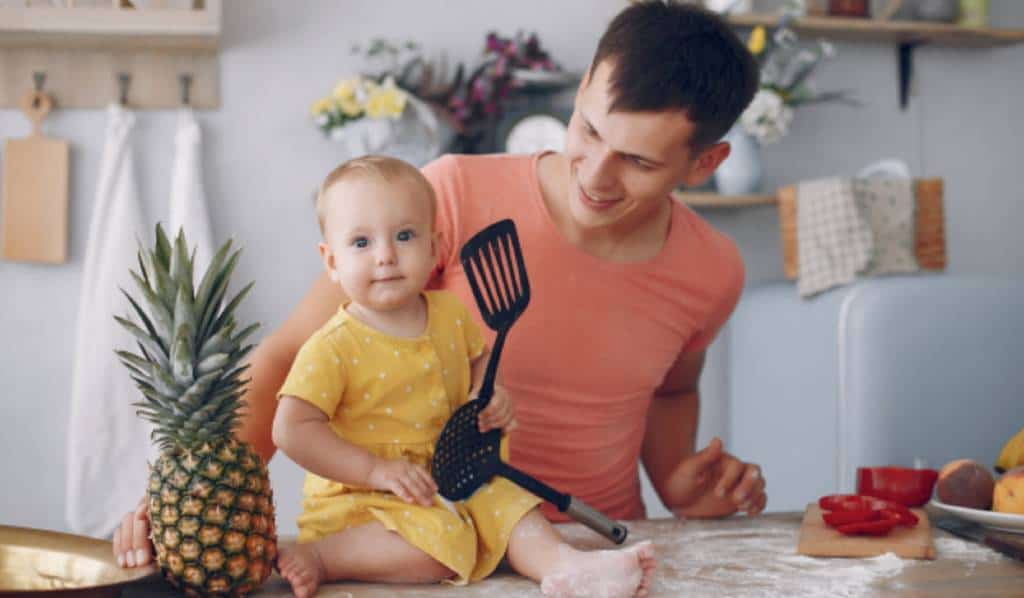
[797,178,875,298]
[168,107,214,274]
[66,105,153,537]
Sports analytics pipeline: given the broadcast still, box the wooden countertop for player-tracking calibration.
[124,512,1024,597]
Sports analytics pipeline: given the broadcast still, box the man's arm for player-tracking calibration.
[641,348,767,518]
[239,272,347,463]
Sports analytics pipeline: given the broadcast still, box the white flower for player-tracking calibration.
[330,127,347,141]
[315,114,329,127]
[740,89,794,144]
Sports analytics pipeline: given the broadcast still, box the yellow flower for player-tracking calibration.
[332,78,359,101]
[338,97,363,118]
[365,86,407,119]
[748,26,766,55]
[310,97,332,116]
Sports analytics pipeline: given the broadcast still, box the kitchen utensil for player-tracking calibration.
[857,466,939,507]
[0,524,157,596]
[930,498,1024,533]
[1,88,69,264]
[432,219,628,544]
[935,517,1024,561]
[797,503,936,559]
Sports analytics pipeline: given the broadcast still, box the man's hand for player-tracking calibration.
[663,437,767,519]
[112,497,153,568]
[367,458,438,507]
[475,384,517,433]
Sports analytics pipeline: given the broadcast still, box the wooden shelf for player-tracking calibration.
[0,2,221,109]
[0,2,220,50]
[727,13,1024,47]
[672,190,777,208]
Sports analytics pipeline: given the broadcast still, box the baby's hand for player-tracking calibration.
[367,458,437,507]
[476,384,517,433]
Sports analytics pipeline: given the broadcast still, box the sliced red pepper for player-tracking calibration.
[819,494,873,512]
[822,509,880,527]
[836,517,899,536]
[878,506,919,527]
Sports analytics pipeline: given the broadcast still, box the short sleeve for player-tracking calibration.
[682,239,746,353]
[457,299,487,361]
[277,332,347,417]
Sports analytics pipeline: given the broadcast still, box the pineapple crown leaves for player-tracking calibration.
[115,223,260,450]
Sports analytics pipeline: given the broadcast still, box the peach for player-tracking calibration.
[936,459,995,510]
[993,465,1024,515]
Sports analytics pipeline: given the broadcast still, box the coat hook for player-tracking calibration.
[33,72,46,92]
[179,73,193,106]
[117,72,131,106]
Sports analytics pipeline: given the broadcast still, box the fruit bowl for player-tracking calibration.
[0,525,157,596]
[856,466,939,507]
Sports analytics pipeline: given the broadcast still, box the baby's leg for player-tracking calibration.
[505,509,656,598]
[278,521,455,598]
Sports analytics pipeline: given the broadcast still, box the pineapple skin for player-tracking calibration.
[148,439,277,596]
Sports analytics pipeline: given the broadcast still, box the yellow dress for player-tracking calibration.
[277,290,541,584]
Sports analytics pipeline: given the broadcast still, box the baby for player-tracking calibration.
[272,155,656,598]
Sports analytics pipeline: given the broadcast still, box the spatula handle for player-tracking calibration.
[498,463,628,544]
[476,326,508,408]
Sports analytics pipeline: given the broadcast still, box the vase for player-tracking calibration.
[714,126,762,195]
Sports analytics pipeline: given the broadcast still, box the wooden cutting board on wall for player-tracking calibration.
[797,504,936,560]
[1,90,69,264]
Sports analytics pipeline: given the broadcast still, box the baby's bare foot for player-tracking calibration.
[277,542,326,598]
[540,540,656,598]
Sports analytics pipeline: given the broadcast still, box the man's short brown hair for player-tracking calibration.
[314,155,437,237]
[591,1,759,149]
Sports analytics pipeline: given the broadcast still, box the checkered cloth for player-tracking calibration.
[796,177,918,298]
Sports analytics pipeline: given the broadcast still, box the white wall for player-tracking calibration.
[2,0,1023,535]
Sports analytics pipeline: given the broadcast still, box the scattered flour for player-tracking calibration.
[652,527,906,598]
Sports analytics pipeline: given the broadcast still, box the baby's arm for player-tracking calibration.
[272,396,436,505]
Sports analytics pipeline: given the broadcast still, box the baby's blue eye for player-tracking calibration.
[396,229,415,242]
[352,237,368,248]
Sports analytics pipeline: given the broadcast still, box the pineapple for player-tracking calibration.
[116,224,277,596]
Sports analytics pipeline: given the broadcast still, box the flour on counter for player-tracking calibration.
[652,527,906,598]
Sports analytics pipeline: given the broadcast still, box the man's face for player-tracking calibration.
[563,60,722,233]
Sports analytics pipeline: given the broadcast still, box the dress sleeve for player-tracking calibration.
[458,299,487,361]
[277,332,347,417]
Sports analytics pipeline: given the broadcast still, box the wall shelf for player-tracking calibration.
[727,13,1024,47]
[673,190,777,208]
[0,1,221,109]
[727,13,1024,109]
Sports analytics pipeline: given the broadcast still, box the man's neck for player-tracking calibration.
[537,152,672,263]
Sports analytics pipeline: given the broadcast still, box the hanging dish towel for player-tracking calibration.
[66,104,152,537]
[796,178,875,298]
[168,107,214,274]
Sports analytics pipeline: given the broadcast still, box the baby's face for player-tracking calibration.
[320,175,436,313]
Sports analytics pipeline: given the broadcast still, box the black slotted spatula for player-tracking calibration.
[431,219,628,544]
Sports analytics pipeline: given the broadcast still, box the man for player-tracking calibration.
[115,0,765,568]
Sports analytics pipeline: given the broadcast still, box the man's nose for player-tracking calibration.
[579,147,616,192]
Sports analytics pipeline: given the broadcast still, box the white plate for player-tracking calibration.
[930,498,1024,534]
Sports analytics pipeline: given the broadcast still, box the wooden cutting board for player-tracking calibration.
[797,503,936,560]
[1,90,69,264]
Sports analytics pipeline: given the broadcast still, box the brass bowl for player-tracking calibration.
[0,525,158,596]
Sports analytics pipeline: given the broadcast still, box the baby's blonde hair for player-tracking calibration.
[314,155,437,237]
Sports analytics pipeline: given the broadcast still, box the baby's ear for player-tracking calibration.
[318,242,337,280]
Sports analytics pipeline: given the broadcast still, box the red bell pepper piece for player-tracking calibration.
[836,516,899,536]
[822,509,880,527]
[818,494,873,512]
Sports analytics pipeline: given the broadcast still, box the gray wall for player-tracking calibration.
[1,0,1022,535]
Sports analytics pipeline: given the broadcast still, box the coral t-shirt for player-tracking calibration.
[422,153,744,521]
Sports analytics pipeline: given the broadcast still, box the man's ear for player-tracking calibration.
[680,141,731,188]
[318,242,338,282]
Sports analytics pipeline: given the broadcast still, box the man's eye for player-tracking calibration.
[352,237,369,248]
[396,230,415,242]
[629,157,653,170]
